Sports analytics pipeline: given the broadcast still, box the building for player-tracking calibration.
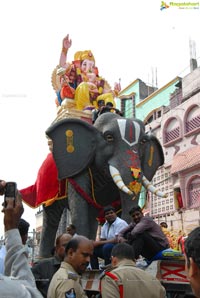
[116,77,180,120]
[118,60,200,235]
[148,66,200,234]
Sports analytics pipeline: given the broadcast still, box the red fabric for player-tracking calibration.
[177,193,183,208]
[20,153,66,208]
[68,178,121,225]
[60,85,75,99]
[103,272,123,298]
[68,178,102,210]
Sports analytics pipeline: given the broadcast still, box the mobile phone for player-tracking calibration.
[4,182,17,206]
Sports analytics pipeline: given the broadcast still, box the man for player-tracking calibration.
[47,236,93,298]
[184,227,200,298]
[67,224,78,237]
[118,205,169,261]
[18,218,30,245]
[0,217,30,274]
[160,221,168,229]
[160,221,177,249]
[32,233,72,297]
[0,180,43,297]
[90,206,128,269]
[92,99,105,123]
[100,243,166,298]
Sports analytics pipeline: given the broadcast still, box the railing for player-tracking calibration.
[185,115,200,133]
[188,189,200,208]
[165,127,180,143]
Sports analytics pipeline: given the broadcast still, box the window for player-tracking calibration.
[185,105,200,133]
[157,110,161,118]
[165,127,180,142]
[185,115,200,132]
[121,96,135,118]
[163,117,181,145]
[188,177,200,208]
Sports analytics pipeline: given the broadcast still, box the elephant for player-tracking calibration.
[39,112,166,257]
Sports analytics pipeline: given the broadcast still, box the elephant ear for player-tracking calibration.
[46,118,98,179]
[138,134,164,181]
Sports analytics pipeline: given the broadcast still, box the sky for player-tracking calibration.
[0,0,200,237]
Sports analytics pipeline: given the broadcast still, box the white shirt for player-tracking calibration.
[0,244,6,274]
[101,217,128,240]
[0,229,42,298]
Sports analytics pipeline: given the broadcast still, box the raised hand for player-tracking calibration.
[0,180,6,195]
[2,190,24,232]
[62,34,72,51]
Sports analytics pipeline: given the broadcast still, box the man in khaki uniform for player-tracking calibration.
[47,236,93,298]
[32,233,72,297]
[100,243,166,298]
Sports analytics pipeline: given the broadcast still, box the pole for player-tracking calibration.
[32,229,35,265]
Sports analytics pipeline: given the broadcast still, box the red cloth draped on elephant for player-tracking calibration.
[20,153,66,208]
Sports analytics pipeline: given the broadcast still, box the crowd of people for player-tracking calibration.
[0,179,200,298]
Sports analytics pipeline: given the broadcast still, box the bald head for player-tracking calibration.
[65,236,94,274]
[55,233,72,261]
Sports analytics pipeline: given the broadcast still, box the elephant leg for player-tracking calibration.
[87,204,98,239]
[39,198,68,258]
[120,192,137,223]
[68,174,99,240]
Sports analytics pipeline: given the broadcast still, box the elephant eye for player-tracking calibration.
[104,132,114,142]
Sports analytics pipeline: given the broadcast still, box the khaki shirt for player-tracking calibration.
[101,259,166,298]
[47,261,87,298]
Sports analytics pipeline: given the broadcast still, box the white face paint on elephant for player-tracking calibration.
[38,112,166,258]
[108,118,167,198]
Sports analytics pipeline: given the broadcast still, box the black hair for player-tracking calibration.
[103,205,115,215]
[185,227,200,269]
[65,236,89,254]
[18,218,30,236]
[67,224,76,231]
[106,102,114,107]
[111,243,135,260]
[129,206,142,216]
[65,238,79,254]
[160,222,168,228]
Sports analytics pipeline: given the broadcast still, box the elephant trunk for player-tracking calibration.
[109,165,133,195]
[142,176,167,198]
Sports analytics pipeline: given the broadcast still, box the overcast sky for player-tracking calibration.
[0,0,200,237]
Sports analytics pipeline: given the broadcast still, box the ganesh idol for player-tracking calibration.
[52,34,121,112]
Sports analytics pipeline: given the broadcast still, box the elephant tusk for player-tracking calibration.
[109,165,133,195]
[142,176,168,198]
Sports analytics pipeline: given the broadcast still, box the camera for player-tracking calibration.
[4,182,17,206]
